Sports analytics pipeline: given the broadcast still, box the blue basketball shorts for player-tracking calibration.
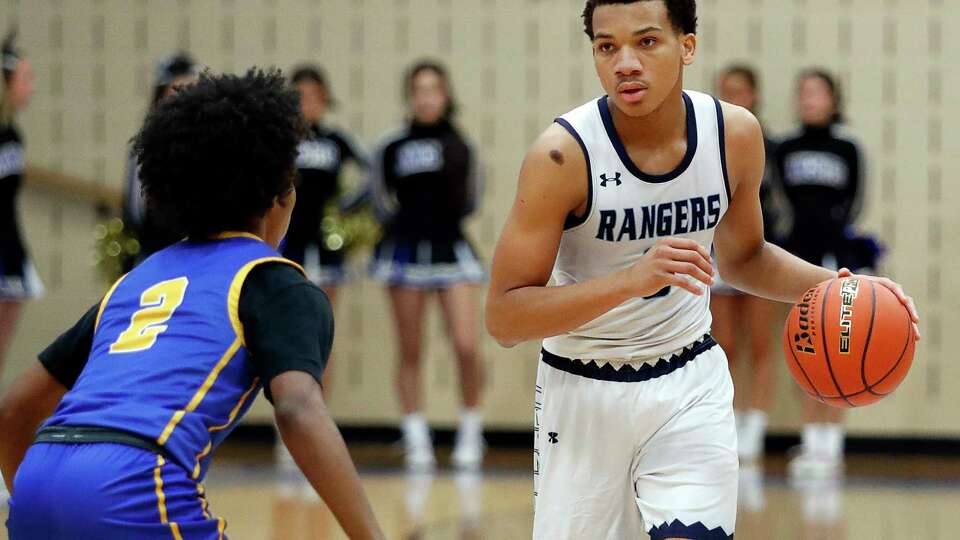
[7,442,226,539]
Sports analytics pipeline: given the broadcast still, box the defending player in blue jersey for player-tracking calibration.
[0,69,385,539]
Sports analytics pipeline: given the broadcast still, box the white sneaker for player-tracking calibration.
[402,414,436,471]
[787,451,844,481]
[451,431,485,470]
[405,439,436,471]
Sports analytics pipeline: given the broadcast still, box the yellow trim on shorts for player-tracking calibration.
[197,483,211,519]
[153,455,184,540]
[94,273,129,331]
[227,257,306,347]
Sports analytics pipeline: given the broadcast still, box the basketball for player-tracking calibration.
[783,277,916,408]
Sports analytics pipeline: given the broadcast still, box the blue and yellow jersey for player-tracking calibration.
[43,233,302,481]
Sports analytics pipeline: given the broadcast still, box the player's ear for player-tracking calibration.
[680,33,696,66]
[276,184,297,209]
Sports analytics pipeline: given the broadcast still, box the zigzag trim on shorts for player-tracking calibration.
[648,519,733,540]
[539,334,717,383]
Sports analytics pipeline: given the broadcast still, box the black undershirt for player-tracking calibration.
[38,262,333,402]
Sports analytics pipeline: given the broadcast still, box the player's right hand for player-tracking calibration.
[623,237,715,297]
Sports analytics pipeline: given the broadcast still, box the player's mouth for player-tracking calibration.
[617,82,648,104]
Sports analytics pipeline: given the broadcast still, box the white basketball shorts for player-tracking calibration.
[533,335,737,539]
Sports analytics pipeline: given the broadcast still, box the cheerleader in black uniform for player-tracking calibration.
[709,65,783,464]
[122,53,199,261]
[369,62,485,470]
[282,65,368,299]
[777,69,863,479]
[272,66,368,480]
[0,31,38,499]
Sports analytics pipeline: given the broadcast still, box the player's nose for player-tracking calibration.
[614,46,644,77]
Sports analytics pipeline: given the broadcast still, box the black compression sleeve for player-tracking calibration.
[38,303,100,389]
[239,262,334,402]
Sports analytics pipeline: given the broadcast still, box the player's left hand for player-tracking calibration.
[838,268,920,340]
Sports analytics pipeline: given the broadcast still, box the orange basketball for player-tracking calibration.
[782,277,916,408]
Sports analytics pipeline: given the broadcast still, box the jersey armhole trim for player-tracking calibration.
[554,118,594,231]
[228,257,307,348]
[714,97,733,204]
[94,273,129,331]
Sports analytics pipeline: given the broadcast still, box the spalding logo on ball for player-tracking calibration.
[783,277,916,408]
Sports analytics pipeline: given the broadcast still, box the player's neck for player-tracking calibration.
[609,88,687,149]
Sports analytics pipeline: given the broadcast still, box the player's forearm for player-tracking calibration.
[486,271,633,347]
[276,399,385,540]
[723,242,836,303]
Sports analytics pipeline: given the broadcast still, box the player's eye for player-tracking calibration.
[596,42,615,54]
[640,37,657,48]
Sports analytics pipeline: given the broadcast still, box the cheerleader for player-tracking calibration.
[777,69,864,479]
[710,65,783,463]
[282,65,368,300]
[0,29,39,500]
[369,61,485,470]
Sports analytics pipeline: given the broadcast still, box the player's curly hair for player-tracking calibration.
[582,0,697,39]
[133,68,305,239]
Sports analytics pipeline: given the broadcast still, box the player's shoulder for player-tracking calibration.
[242,261,329,310]
[717,100,762,143]
[523,122,586,173]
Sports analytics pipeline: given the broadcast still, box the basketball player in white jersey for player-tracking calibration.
[485,1,920,538]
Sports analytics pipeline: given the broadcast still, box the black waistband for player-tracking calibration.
[35,426,169,459]
[540,334,718,383]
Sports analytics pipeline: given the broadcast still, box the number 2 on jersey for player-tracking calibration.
[110,277,189,354]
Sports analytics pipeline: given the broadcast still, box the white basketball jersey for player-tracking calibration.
[542,90,731,363]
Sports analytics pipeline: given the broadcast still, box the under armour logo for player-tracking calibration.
[600,172,622,187]
[548,432,559,444]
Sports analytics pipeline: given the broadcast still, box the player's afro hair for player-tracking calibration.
[133,68,305,239]
[582,0,698,39]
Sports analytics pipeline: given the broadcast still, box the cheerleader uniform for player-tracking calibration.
[774,123,863,270]
[0,124,42,299]
[368,119,484,288]
[282,123,367,286]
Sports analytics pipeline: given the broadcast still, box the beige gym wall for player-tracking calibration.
[0,0,956,436]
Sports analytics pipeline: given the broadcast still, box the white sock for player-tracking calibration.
[458,409,483,440]
[402,413,431,446]
[824,423,845,459]
[745,409,768,453]
[802,423,819,455]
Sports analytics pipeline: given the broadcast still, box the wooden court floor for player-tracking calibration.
[3,442,960,539]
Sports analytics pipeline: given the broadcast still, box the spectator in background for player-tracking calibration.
[369,61,485,471]
[776,69,863,478]
[0,29,39,502]
[711,65,783,462]
[122,53,200,261]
